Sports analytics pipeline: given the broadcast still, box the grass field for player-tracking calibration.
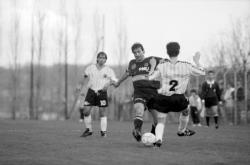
[0,120,250,165]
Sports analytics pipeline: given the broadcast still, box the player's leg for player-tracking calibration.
[80,88,96,137]
[99,107,108,137]
[212,105,219,129]
[81,106,93,137]
[154,112,166,147]
[132,102,145,142]
[98,90,109,137]
[190,106,196,126]
[177,108,195,136]
[205,107,211,127]
[148,109,158,135]
[79,107,84,122]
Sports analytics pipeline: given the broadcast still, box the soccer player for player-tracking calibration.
[77,52,117,137]
[114,43,162,142]
[200,70,222,129]
[148,42,205,147]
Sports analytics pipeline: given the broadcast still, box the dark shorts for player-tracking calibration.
[84,88,108,107]
[151,94,189,113]
[204,97,218,108]
[133,87,158,110]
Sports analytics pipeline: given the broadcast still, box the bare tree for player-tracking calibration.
[29,13,35,120]
[91,10,105,63]
[68,0,83,118]
[55,11,64,117]
[34,11,46,119]
[59,0,69,119]
[115,9,128,75]
[113,9,129,119]
[8,0,20,120]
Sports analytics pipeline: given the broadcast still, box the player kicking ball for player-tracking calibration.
[148,42,206,147]
[114,43,162,142]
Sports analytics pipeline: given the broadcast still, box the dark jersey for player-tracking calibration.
[126,56,163,89]
[200,81,221,100]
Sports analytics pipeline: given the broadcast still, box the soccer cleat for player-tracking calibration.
[177,128,196,137]
[197,123,202,127]
[154,139,162,148]
[132,129,142,142]
[215,125,219,129]
[80,128,93,137]
[100,131,107,137]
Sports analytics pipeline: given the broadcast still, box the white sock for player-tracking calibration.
[178,114,189,132]
[84,115,92,132]
[100,116,107,132]
[155,123,165,141]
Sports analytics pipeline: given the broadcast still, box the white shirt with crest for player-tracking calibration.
[84,64,117,91]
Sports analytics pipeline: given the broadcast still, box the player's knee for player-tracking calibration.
[83,108,91,116]
[157,117,166,124]
[181,109,189,116]
[134,103,144,117]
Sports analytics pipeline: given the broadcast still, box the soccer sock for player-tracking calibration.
[100,116,107,132]
[206,117,210,126]
[214,116,218,125]
[151,123,157,135]
[178,114,189,132]
[79,108,84,119]
[155,123,164,141]
[84,115,92,132]
[134,116,143,131]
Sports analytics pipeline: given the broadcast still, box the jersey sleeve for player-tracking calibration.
[148,65,161,80]
[84,65,91,77]
[188,63,206,76]
[126,60,133,76]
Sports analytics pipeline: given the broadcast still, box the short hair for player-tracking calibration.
[131,42,144,53]
[166,42,180,57]
[97,51,107,59]
[207,70,214,74]
[190,89,197,94]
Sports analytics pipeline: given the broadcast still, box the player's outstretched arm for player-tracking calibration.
[193,51,201,67]
[113,71,130,88]
[75,75,89,94]
[190,52,206,76]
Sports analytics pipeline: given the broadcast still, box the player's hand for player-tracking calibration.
[113,81,120,88]
[193,52,201,66]
[110,80,117,86]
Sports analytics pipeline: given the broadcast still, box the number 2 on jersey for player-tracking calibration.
[169,80,178,91]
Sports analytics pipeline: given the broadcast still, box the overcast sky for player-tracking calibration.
[0,0,249,67]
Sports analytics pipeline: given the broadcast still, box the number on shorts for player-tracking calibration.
[100,100,107,106]
[169,80,178,91]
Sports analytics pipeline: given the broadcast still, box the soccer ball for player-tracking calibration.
[141,132,156,146]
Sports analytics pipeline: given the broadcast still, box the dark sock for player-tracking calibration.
[206,117,210,126]
[214,116,218,125]
[134,117,143,131]
[151,124,156,135]
[79,108,84,119]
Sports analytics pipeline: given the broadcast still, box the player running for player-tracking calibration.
[148,42,206,147]
[114,43,162,142]
[76,52,117,137]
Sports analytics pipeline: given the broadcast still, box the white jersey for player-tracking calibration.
[84,64,117,91]
[149,60,205,96]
